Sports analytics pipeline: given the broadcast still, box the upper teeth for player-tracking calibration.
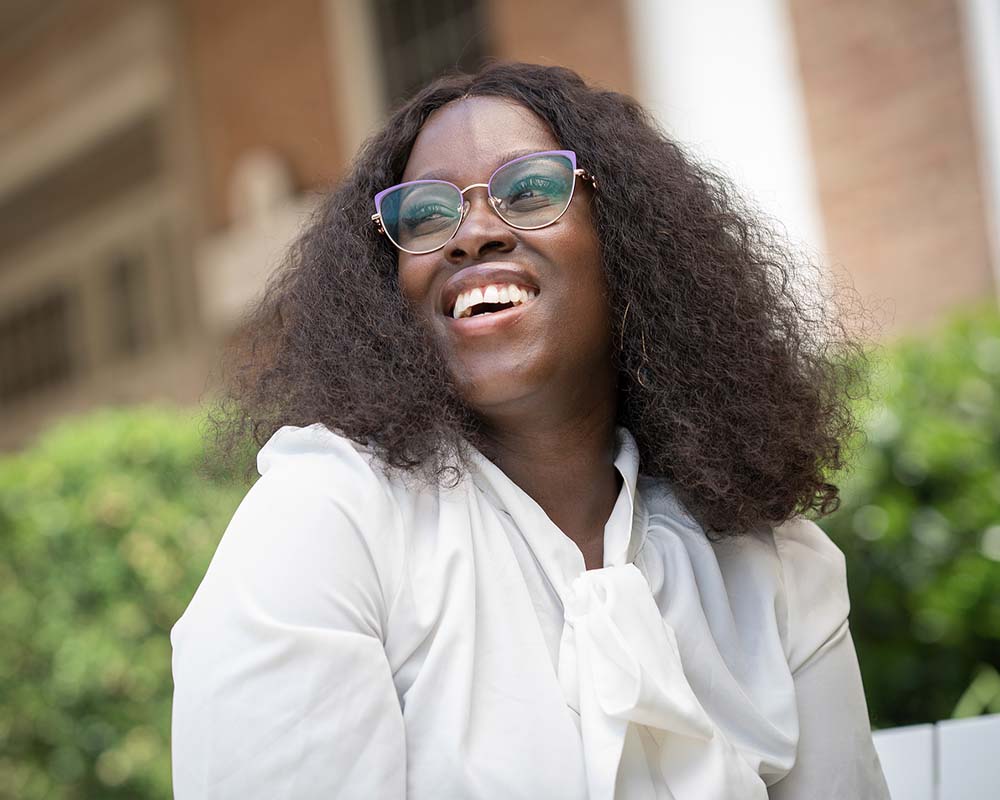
[452,283,537,319]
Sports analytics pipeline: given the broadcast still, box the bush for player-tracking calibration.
[0,407,246,800]
[818,303,1000,728]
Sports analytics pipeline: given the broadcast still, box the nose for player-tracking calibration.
[445,192,516,263]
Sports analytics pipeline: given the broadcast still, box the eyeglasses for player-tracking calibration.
[371,149,598,255]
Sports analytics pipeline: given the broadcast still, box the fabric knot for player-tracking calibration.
[561,565,714,738]
[557,563,768,800]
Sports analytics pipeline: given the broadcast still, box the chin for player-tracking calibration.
[451,367,539,417]
[455,376,520,411]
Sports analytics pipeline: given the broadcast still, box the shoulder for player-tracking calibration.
[253,424,449,549]
[252,422,410,554]
[205,425,411,622]
[174,424,423,652]
[256,423,392,503]
[713,516,850,674]
[768,516,850,672]
[639,480,850,674]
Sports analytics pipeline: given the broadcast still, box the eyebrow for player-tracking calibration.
[411,148,551,183]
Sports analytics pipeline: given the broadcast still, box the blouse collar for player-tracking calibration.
[465,427,648,604]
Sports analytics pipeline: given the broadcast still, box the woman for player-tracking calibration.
[172,63,889,798]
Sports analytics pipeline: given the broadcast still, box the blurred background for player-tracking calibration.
[1,0,998,797]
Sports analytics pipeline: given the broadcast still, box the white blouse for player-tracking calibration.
[171,424,889,799]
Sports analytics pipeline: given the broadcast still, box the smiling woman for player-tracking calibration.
[393,100,612,432]
[174,63,890,798]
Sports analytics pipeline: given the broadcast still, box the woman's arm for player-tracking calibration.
[170,462,406,799]
[768,518,890,799]
[767,622,890,799]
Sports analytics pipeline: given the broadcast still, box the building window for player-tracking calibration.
[107,253,149,357]
[0,290,75,406]
[0,115,163,258]
[372,0,490,105]
[0,110,175,402]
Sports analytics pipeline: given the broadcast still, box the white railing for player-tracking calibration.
[873,713,1000,799]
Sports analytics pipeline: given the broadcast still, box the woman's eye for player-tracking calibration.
[504,176,566,206]
[401,204,458,230]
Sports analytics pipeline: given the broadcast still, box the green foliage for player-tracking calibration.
[818,303,1000,728]
[0,407,247,800]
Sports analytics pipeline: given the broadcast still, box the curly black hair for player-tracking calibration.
[210,61,873,536]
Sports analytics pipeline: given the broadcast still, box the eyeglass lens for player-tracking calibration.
[377,152,576,254]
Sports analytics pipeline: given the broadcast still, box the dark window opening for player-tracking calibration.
[372,0,490,106]
[107,253,149,357]
[0,290,75,406]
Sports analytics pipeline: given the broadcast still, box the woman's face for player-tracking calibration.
[396,96,614,423]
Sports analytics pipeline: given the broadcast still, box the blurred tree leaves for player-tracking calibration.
[0,408,247,799]
[819,303,1000,728]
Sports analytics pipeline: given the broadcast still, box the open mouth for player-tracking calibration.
[449,283,538,319]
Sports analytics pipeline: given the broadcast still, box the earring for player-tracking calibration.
[621,300,651,388]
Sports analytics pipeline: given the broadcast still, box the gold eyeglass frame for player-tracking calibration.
[370,149,598,255]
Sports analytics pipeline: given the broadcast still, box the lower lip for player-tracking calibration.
[443,299,535,335]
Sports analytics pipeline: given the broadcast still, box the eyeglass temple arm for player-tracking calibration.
[574,168,598,190]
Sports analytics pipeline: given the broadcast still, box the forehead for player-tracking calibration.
[402,96,560,183]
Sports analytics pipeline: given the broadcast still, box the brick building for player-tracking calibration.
[0,0,996,448]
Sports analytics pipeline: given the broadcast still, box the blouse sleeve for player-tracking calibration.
[767,518,890,800]
[170,430,406,799]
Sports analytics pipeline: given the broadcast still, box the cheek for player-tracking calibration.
[396,255,430,307]
[557,213,606,297]
[556,222,612,344]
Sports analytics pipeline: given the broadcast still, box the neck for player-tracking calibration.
[479,385,621,569]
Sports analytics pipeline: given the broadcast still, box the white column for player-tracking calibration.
[323,0,387,158]
[626,0,826,259]
[959,0,1000,303]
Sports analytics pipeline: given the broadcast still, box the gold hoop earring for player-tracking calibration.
[621,300,651,388]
